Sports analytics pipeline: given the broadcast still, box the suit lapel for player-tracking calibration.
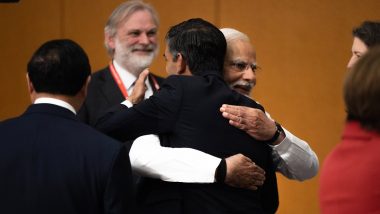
[101,67,125,104]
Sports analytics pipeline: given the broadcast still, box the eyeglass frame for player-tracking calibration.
[228,60,260,72]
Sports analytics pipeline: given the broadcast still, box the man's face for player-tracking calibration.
[223,39,257,96]
[347,37,368,69]
[111,10,158,72]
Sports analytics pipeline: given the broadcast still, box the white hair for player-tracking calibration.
[220,28,250,43]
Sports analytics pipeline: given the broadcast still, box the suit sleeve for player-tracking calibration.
[103,144,136,214]
[95,76,183,141]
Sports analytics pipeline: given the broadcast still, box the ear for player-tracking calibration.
[105,32,116,50]
[79,76,91,98]
[26,73,36,103]
[26,73,34,94]
[175,53,187,75]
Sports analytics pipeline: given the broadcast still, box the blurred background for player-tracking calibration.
[1,0,379,213]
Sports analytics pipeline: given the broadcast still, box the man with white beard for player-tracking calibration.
[78,1,164,126]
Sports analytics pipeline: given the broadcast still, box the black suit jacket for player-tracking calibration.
[0,104,135,214]
[96,71,279,214]
[78,66,164,126]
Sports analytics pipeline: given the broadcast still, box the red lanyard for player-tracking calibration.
[109,61,160,99]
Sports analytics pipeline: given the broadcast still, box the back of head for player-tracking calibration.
[344,45,380,132]
[27,39,91,96]
[165,18,226,75]
[352,21,380,48]
[104,0,159,56]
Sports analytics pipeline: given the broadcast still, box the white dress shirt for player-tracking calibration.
[113,60,153,99]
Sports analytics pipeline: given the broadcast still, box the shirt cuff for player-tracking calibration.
[121,100,133,108]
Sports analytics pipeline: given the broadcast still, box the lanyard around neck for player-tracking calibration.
[109,61,160,99]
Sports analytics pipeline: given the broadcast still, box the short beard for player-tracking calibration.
[125,51,156,76]
[114,42,158,77]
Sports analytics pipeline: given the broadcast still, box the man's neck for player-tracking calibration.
[33,95,77,114]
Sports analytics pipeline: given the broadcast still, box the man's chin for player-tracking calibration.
[128,53,154,65]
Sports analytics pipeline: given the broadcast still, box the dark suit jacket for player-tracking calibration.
[78,66,164,126]
[0,104,135,214]
[96,70,279,214]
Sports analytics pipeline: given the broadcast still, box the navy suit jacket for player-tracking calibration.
[78,66,164,126]
[96,71,279,214]
[0,104,135,214]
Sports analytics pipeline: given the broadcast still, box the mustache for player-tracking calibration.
[230,80,255,92]
[130,44,157,52]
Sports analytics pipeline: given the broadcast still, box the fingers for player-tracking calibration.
[220,104,257,127]
[225,115,246,131]
[221,110,245,127]
[127,70,150,104]
[229,153,253,164]
[247,185,258,191]
[136,69,149,84]
[225,154,266,191]
[239,154,254,164]
[220,104,242,117]
[229,171,265,191]
[222,111,241,123]
[140,69,150,79]
[253,164,265,176]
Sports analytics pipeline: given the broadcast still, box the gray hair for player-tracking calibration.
[220,28,250,43]
[104,0,159,56]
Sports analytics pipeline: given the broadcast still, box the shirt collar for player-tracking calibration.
[113,59,136,90]
[34,97,76,114]
[112,59,153,99]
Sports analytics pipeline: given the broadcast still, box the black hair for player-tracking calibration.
[352,21,380,48]
[27,39,91,96]
[165,18,226,75]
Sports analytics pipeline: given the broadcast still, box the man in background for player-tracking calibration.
[0,39,135,214]
[78,1,164,126]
